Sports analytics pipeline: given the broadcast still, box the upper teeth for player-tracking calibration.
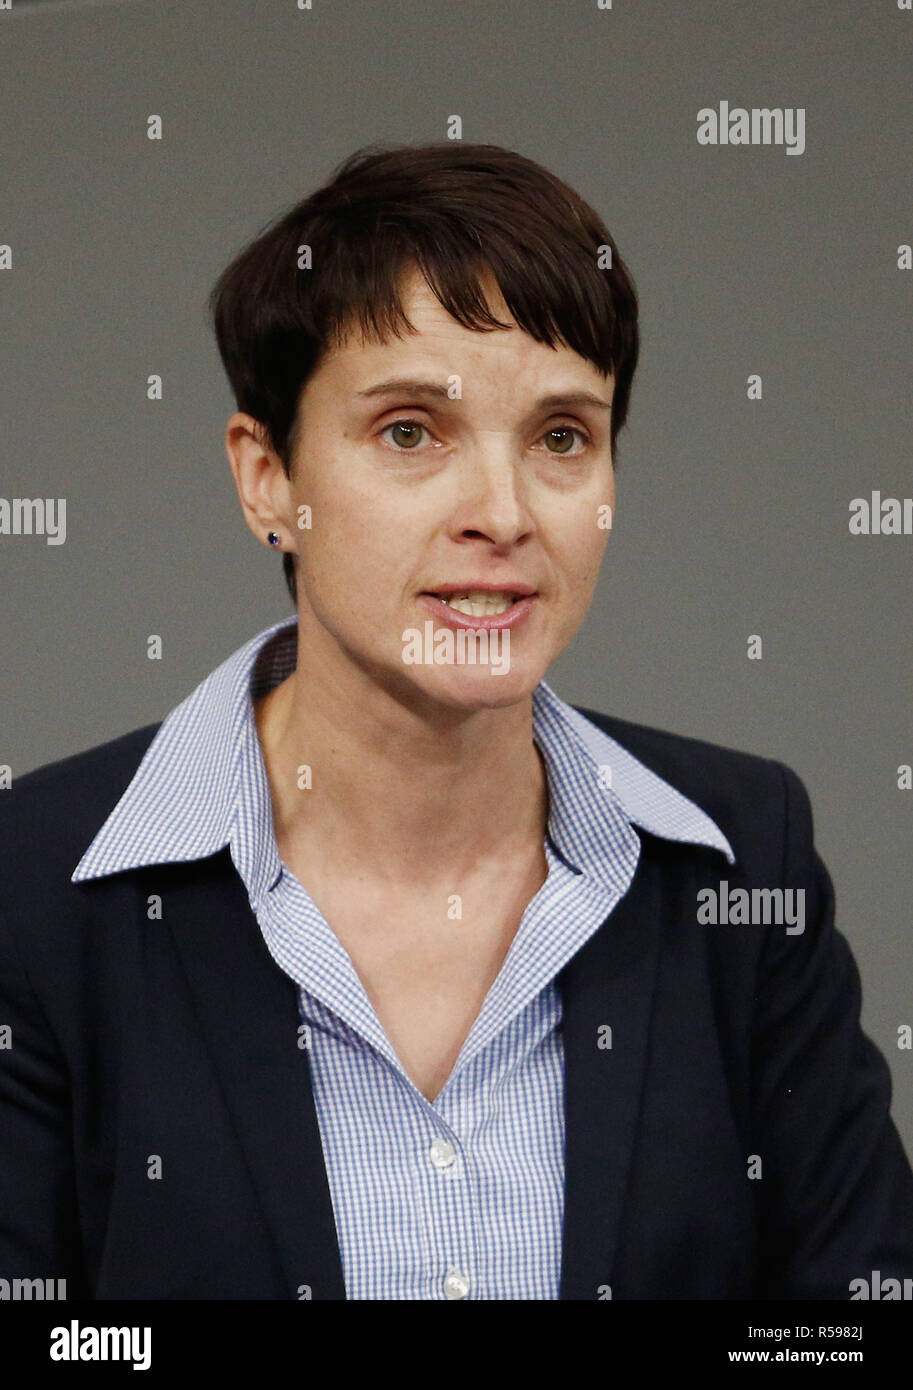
[439,590,517,615]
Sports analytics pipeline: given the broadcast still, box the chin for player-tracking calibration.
[421,665,541,711]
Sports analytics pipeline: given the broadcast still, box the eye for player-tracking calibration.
[378,417,592,455]
[540,425,590,456]
[380,419,434,450]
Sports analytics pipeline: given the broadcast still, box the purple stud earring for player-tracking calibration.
[267,532,280,547]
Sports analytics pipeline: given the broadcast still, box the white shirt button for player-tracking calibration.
[443,1268,470,1300]
[429,1138,456,1169]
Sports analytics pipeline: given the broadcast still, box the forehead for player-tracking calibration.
[318,263,612,396]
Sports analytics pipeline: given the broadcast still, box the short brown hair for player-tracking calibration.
[208,141,640,605]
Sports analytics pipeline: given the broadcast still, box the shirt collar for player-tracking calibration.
[71,617,735,890]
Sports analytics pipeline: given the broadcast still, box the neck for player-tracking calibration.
[254,623,549,889]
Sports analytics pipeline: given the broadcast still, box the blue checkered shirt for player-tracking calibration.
[72,617,734,1300]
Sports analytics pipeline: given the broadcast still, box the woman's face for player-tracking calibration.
[259,266,615,715]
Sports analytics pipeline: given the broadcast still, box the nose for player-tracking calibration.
[452,445,533,549]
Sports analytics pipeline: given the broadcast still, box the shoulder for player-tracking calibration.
[0,724,162,889]
[0,724,165,1046]
[572,704,809,863]
[574,703,785,784]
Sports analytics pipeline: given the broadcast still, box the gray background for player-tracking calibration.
[1,0,911,1150]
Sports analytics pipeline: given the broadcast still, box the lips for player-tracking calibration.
[418,589,538,631]
[422,583,537,599]
[421,586,536,619]
[428,590,523,613]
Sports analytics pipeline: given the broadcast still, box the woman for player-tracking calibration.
[2,142,911,1300]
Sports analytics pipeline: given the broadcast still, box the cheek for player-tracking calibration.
[557,514,609,590]
[299,481,415,598]
[301,470,378,558]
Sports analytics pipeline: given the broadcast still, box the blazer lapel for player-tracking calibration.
[558,838,665,1299]
[162,849,347,1299]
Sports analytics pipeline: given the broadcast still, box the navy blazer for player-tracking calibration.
[1,709,912,1300]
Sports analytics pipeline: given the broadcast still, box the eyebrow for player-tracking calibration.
[356,377,612,411]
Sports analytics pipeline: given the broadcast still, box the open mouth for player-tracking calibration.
[422,590,529,617]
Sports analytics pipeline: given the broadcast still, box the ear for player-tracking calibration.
[224,412,295,550]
